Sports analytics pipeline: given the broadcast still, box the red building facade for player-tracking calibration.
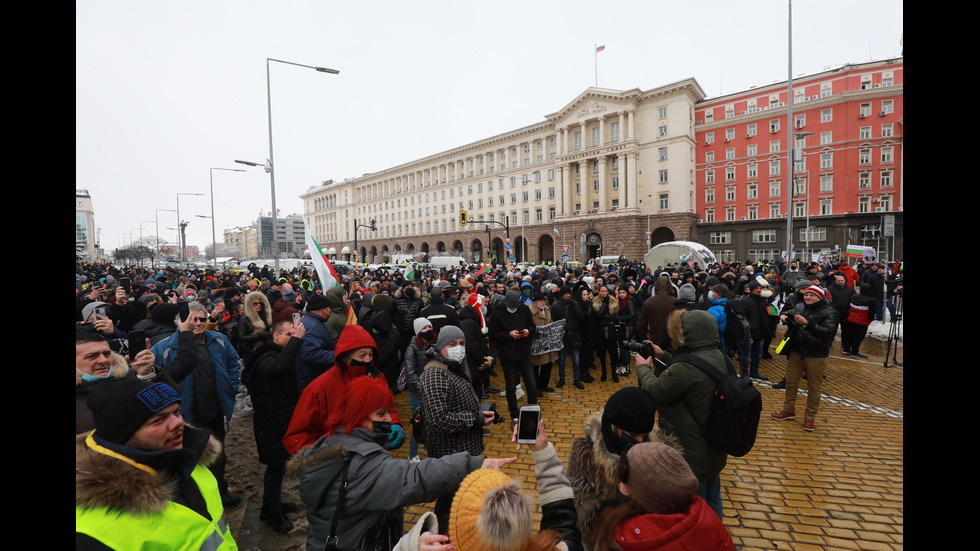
[694,58,903,263]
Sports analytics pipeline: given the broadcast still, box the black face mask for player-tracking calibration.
[419,329,436,342]
[372,420,392,436]
[404,288,415,298]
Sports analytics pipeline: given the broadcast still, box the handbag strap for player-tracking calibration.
[326,451,355,550]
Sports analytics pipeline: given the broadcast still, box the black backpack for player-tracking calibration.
[723,297,752,349]
[671,352,762,457]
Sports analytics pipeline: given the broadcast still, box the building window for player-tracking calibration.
[820,199,832,215]
[659,106,668,118]
[535,189,542,200]
[860,126,871,139]
[860,103,872,117]
[794,114,806,129]
[859,196,871,213]
[726,166,735,181]
[769,203,780,218]
[612,177,620,189]
[753,229,777,243]
[747,144,757,156]
[880,171,893,188]
[820,153,833,170]
[535,209,543,222]
[859,172,871,190]
[726,128,735,141]
[611,122,620,141]
[710,231,732,245]
[881,100,894,114]
[882,124,893,138]
[574,131,582,149]
[510,193,516,204]
[769,161,780,176]
[794,178,806,195]
[747,184,758,199]
[705,111,713,123]
[549,207,555,220]
[770,141,780,153]
[748,163,757,179]
[706,188,715,203]
[706,151,715,162]
[659,194,669,210]
[859,149,871,165]
[726,148,735,160]
[880,195,893,210]
[659,147,668,161]
[820,82,832,97]
[706,169,715,184]
[820,131,832,145]
[705,208,715,222]
[593,127,600,146]
[725,105,735,119]
[770,181,780,197]
[593,180,599,192]
[548,169,555,180]
[801,226,827,241]
[726,207,736,221]
[881,147,893,164]
[522,191,529,202]
[659,125,668,137]
[705,132,714,145]
[548,187,555,198]
[726,186,736,202]
[820,175,833,193]
[821,109,832,123]
[747,205,758,220]
[770,119,780,133]
[747,123,757,137]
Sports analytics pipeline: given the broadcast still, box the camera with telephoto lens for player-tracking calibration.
[481,401,504,424]
[622,341,656,359]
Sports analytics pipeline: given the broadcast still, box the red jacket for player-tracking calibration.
[282,325,401,455]
[613,496,735,551]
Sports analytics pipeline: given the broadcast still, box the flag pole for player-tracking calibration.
[594,43,598,86]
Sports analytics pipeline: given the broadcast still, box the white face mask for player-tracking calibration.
[445,345,466,363]
[761,289,773,298]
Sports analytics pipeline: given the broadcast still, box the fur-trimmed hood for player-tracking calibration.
[244,290,272,332]
[76,352,130,386]
[665,309,720,353]
[75,428,222,516]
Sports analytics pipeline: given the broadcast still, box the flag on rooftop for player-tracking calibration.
[596,45,605,52]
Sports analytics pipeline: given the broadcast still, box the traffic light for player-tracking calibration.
[370,218,377,231]
[459,210,468,226]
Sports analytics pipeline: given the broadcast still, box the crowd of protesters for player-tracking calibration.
[76,254,900,550]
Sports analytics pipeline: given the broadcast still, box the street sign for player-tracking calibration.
[562,245,570,253]
[561,253,570,262]
[505,243,511,250]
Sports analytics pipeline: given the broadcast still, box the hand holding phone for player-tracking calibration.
[516,404,541,445]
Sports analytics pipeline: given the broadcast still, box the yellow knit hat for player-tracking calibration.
[449,469,527,551]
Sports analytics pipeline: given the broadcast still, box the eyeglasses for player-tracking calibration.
[191,316,208,323]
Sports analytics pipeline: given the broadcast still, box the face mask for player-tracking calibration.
[708,291,715,300]
[419,330,436,342]
[480,305,487,315]
[349,358,373,371]
[506,306,518,314]
[371,420,392,436]
[77,366,114,382]
[761,289,773,298]
[446,345,466,363]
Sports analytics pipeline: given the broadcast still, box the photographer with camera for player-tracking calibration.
[418,325,498,529]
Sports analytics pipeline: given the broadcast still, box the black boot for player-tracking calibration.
[537,363,554,393]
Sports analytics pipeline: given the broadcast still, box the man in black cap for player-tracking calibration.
[294,294,335,393]
[76,377,237,550]
[487,289,538,421]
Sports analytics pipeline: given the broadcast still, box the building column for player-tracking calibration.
[579,159,590,212]
[627,111,635,140]
[597,156,608,212]
[562,164,572,215]
[598,117,605,147]
[627,151,638,209]
[619,112,625,141]
[617,152,627,209]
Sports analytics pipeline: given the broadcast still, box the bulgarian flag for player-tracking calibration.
[475,264,491,278]
[404,264,416,280]
[304,221,341,289]
[845,245,864,259]
[596,45,605,52]
[553,227,560,237]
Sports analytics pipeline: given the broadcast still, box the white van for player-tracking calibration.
[428,256,468,269]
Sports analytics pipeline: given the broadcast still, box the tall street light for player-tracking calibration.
[209,167,246,269]
[784,0,795,264]
[155,209,176,269]
[176,193,204,264]
[237,58,339,273]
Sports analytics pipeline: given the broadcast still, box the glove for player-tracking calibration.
[385,424,405,450]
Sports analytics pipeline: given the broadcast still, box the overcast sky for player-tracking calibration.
[76,0,903,255]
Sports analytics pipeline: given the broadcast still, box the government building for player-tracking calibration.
[302,79,706,265]
[301,57,903,265]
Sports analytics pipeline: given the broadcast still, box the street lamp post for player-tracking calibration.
[237,58,339,273]
[176,193,204,264]
[155,209,176,269]
[209,167,246,269]
[785,0,795,265]
[353,218,377,268]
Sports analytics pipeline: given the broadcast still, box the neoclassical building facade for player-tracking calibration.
[302,79,707,264]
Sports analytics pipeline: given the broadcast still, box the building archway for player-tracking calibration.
[369,246,378,264]
[490,237,505,266]
[420,242,430,263]
[381,245,390,261]
[471,239,484,263]
[537,234,554,263]
[650,226,676,249]
[436,241,447,254]
[585,232,602,260]
[452,240,464,257]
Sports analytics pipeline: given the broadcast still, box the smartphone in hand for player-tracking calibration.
[128,330,147,356]
[517,404,541,444]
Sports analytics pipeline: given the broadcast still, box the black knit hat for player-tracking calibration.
[306,294,331,311]
[87,378,181,445]
[601,387,657,455]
